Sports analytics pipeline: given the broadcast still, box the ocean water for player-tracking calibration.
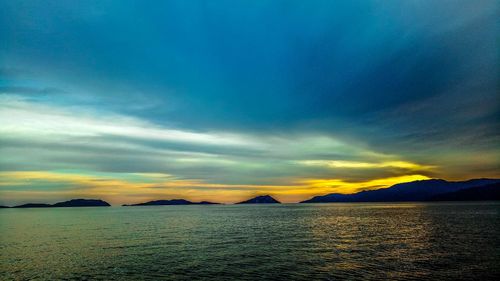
[1,203,499,280]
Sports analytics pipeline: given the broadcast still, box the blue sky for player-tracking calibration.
[0,0,498,204]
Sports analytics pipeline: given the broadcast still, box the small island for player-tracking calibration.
[13,203,52,208]
[4,199,111,208]
[123,199,220,206]
[236,195,280,204]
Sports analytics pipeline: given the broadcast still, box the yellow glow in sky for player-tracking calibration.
[0,171,430,205]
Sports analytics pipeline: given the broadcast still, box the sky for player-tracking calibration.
[0,0,498,205]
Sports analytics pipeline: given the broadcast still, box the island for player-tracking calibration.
[13,203,52,208]
[236,195,280,204]
[198,201,220,205]
[429,182,500,201]
[301,178,500,203]
[51,199,110,207]
[9,199,111,208]
[123,199,220,206]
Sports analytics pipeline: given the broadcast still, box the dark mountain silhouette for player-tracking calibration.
[52,199,110,207]
[123,199,220,206]
[301,178,500,203]
[0,205,11,208]
[429,182,500,201]
[198,201,220,205]
[11,199,110,208]
[13,203,52,208]
[236,195,280,204]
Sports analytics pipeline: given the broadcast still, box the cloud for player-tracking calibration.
[297,160,434,171]
[0,95,257,147]
[0,1,498,204]
[0,95,442,204]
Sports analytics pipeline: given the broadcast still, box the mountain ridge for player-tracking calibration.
[301,178,500,203]
[429,182,500,201]
[123,199,220,206]
[5,199,111,208]
[236,195,280,204]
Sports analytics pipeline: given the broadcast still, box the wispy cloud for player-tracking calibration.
[297,160,434,171]
[0,95,440,204]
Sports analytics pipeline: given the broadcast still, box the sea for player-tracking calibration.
[1,202,499,280]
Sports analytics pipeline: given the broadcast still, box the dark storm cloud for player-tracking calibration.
[1,1,496,134]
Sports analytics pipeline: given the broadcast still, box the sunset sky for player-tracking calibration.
[0,0,498,205]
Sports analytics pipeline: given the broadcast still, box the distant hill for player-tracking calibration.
[198,201,220,205]
[13,203,52,208]
[236,195,280,204]
[123,199,220,206]
[429,182,500,201]
[52,199,110,207]
[301,178,500,203]
[10,199,110,208]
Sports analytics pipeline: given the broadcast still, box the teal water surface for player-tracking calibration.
[1,203,499,280]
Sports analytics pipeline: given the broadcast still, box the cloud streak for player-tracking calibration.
[0,96,438,204]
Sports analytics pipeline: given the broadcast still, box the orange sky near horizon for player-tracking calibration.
[0,170,436,205]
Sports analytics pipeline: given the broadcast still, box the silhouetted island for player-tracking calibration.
[429,182,500,201]
[123,199,220,206]
[198,201,220,205]
[13,203,52,208]
[11,199,110,208]
[0,205,10,208]
[236,195,280,204]
[301,178,500,203]
[52,199,110,207]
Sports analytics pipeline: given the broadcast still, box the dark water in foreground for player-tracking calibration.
[1,203,499,280]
